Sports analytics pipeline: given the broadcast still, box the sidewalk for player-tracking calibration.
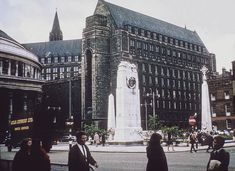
[51,140,235,153]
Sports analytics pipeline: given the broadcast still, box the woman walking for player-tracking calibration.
[146,133,168,171]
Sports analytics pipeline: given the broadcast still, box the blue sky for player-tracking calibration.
[0,0,234,73]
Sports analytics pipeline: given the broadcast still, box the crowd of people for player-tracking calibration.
[11,131,230,171]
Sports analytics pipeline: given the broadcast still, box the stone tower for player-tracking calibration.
[81,2,113,128]
[49,11,63,41]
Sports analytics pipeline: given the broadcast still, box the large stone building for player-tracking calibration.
[81,0,213,129]
[24,0,214,130]
[0,30,43,144]
[208,63,235,130]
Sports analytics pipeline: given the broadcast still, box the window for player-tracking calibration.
[41,58,45,64]
[46,68,51,73]
[53,73,57,80]
[155,77,159,85]
[46,74,50,80]
[130,39,135,47]
[148,64,152,73]
[54,57,58,63]
[53,67,57,73]
[47,58,51,64]
[226,119,232,129]
[142,75,146,84]
[149,76,153,85]
[142,63,146,72]
[66,67,71,72]
[225,104,231,116]
[61,57,65,63]
[211,94,215,101]
[60,67,64,72]
[161,78,165,87]
[74,66,79,72]
[68,56,72,62]
[174,102,177,109]
[74,56,79,62]
[155,66,158,75]
[224,91,230,99]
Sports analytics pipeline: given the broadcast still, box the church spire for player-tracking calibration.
[49,10,63,41]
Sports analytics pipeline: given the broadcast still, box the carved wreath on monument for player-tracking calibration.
[126,76,136,89]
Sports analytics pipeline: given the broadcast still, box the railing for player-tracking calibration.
[0,159,94,171]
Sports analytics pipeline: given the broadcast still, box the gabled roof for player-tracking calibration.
[98,0,206,47]
[23,39,81,58]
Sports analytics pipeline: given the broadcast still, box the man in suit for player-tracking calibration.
[68,131,98,171]
[207,135,230,171]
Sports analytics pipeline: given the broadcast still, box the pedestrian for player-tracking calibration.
[189,132,197,153]
[207,135,230,171]
[12,138,32,171]
[101,133,106,146]
[68,131,98,171]
[146,133,168,171]
[30,139,51,171]
[207,133,214,153]
[167,132,175,151]
[94,132,100,147]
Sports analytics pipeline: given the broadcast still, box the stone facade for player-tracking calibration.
[81,0,213,129]
[208,66,235,130]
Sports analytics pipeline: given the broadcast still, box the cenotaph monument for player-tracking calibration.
[107,61,142,143]
[200,65,212,133]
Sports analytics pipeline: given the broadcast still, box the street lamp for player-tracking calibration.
[147,88,160,119]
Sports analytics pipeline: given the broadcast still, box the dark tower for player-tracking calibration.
[49,11,63,41]
[81,12,111,128]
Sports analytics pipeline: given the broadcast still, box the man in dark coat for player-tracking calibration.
[207,135,230,171]
[68,131,98,171]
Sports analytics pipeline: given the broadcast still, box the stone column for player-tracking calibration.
[15,61,18,76]
[0,59,2,75]
[8,60,11,76]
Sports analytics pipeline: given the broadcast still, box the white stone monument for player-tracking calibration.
[107,93,115,141]
[200,65,212,133]
[113,61,142,143]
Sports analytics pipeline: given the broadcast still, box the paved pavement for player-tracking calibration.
[51,140,235,153]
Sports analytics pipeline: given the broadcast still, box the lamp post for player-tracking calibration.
[147,88,160,119]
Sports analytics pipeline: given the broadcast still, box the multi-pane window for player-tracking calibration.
[74,66,79,72]
[130,39,135,47]
[66,67,71,72]
[53,67,57,73]
[155,66,158,75]
[68,56,72,62]
[74,56,79,62]
[60,67,64,72]
[46,68,51,73]
[54,57,58,63]
[61,57,65,63]
[47,58,51,64]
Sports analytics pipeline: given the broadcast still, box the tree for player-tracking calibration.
[148,115,161,131]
